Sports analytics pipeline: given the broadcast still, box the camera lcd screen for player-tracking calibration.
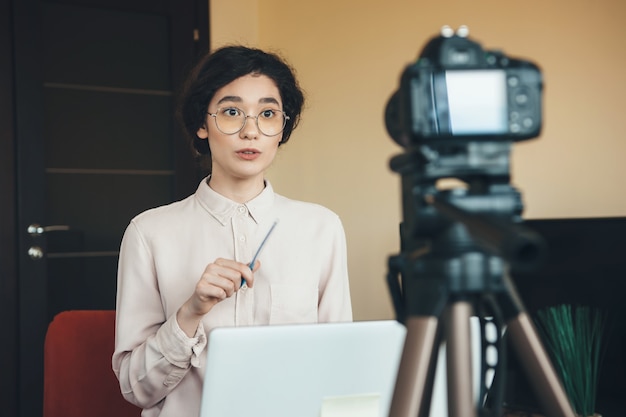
[444,70,508,135]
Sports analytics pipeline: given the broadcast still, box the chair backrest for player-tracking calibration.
[43,310,140,417]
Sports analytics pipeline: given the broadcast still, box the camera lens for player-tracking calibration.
[385,92,407,147]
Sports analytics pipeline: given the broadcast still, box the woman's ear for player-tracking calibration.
[197,124,209,139]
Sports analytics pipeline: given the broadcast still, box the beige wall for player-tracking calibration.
[210,0,626,321]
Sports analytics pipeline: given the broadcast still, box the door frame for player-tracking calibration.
[0,0,19,414]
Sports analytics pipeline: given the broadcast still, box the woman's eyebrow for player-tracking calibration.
[259,97,280,106]
[216,95,242,105]
[215,96,281,106]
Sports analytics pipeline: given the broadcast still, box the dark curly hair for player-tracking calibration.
[177,45,305,168]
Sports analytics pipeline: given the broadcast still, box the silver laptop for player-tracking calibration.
[199,320,407,417]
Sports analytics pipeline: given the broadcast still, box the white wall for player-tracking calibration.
[211,0,626,320]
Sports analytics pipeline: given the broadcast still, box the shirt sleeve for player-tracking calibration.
[112,220,207,409]
[317,214,353,322]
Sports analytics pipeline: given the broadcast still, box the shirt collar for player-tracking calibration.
[194,176,275,226]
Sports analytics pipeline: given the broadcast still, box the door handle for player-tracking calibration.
[28,246,44,260]
[27,224,71,260]
[27,223,71,236]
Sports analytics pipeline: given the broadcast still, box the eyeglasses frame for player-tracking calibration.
[207,107,290,137]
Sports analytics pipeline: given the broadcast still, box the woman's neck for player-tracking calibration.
[207,174,265,203]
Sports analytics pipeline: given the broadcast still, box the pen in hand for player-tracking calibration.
[242,220,278,287]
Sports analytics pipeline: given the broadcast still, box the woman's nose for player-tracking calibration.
[239,115,259,139]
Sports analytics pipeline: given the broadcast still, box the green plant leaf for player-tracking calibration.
[535,304,606,416]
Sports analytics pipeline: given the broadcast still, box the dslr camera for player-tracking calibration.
[385,26,543,149]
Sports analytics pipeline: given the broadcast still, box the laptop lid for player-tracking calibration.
[199,320,407,417]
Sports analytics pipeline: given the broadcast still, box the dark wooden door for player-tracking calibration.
[10,1,208,416]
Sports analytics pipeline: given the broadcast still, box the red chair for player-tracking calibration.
[43,310,140,417]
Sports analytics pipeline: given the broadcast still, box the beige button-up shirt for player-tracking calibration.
[112,179,352,417]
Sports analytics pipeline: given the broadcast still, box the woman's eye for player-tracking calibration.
[222,108,241,117]
[260,109,276,119]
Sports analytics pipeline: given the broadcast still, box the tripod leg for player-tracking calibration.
[497,271,576,417]
[445,301,477,417]
[389,316,440,417]
[506,312,576,417]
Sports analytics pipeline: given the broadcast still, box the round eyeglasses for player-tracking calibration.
[208,107,290,137]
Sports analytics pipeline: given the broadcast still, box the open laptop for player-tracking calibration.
[199,320,407,417]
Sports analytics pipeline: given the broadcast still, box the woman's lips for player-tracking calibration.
[236,148,261,160]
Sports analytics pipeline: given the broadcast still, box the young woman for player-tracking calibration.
[112,46,352,417]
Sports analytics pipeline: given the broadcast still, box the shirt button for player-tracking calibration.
[238,206,246,214]
[239,235,246,242]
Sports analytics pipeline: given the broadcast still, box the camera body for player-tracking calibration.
[385,28,543,148]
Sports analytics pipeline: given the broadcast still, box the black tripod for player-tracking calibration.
[385,145,576,417]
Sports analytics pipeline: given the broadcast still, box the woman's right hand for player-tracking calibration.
[176,258,258,337]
